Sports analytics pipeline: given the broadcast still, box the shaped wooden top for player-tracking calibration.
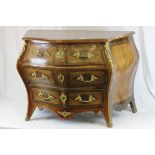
[23,30,134,43]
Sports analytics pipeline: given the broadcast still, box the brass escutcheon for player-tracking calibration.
[55,49,64,59]
[57,73,64,84]
[60,93,67,104]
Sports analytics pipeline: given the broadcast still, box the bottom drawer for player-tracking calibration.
[31,87,105,108]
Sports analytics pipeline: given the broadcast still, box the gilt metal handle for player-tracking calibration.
[33,48,50,57]
[38,91,55,101]
[33,48,41,56]
[76,74,98,83]
[74,95,96,103]
[31,71,48,80]
[72,50,94,59]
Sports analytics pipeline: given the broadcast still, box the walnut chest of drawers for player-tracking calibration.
[17,30,139,128]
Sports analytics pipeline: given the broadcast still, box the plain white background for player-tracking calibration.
[0,0,155,155]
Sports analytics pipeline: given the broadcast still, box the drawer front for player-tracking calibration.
[31,87,105,108]
[23,66,107,88]
[23,44,56,65]
[55,69,107,88]
[68,91,105,107]
[32,88,60,105]
[66,44,105,65]
[23,67,54,84]
[23,43,105,66]
[68,70,107,87]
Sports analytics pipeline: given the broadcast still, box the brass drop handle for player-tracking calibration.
[33,48,50,57]
[38,91,55,101]
[31,71,48,80]
[76,74,98,83]
[75,95,96,103]
[72,50,94,59]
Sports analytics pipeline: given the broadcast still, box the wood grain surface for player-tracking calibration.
[17,30,139,128]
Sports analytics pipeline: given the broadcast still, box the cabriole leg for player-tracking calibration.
[129,98,137,113]
[25,102,36,121]
[103,109,113,128]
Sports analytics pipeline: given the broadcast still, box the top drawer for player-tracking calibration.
[22,43,105,66]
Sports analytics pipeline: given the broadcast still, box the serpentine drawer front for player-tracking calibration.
[23,67,53,84]
[17,30,139,128]
[22,43,105,66]
[23,66,107,88]
[32,88,60,105]
[31,87,104,108]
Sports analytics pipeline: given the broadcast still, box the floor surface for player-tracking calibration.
[0,97,155,129]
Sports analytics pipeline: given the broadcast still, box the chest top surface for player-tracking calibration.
[23,30,134,43]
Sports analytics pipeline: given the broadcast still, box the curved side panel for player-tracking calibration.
[17,41,36,121]
[110,36,139,105]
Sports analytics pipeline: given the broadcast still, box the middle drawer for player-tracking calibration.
[23,66,107,88]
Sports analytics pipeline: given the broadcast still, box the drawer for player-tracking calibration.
[23,66,107,88]
[31,88,60,105]
[68,70,107,87]
[23,67,54,84]
[66,44,105,65]
[68,90,105,107]
[55,69,107,88]
[23,44,56,65]
[22,43,105,66]
[31,86,105,108]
